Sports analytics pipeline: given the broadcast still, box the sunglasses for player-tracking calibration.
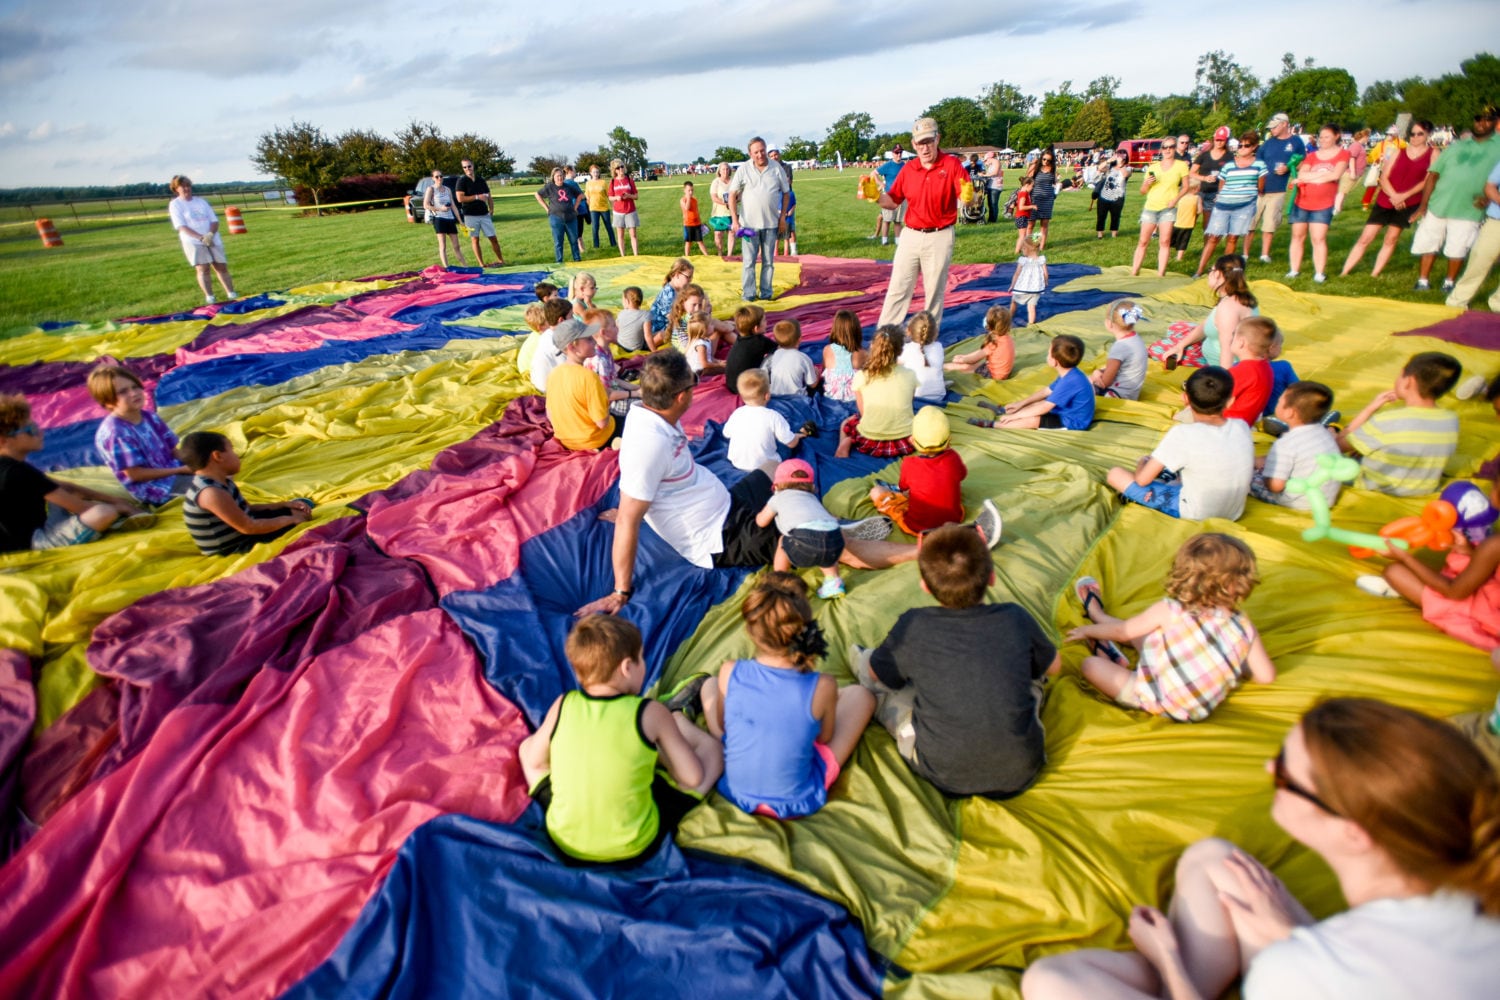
[1272,749,1342,817]
[1409,130,1427,137]
[9,422,40,437]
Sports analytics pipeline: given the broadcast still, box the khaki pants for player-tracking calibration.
[1252,192,1286,233]
[1446,217,1500,310]
[878,225,956,330]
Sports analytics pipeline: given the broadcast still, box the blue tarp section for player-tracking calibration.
[285,813,883,1000]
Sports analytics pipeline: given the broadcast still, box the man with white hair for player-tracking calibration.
[728,136,790,301]
[876,118,970,331]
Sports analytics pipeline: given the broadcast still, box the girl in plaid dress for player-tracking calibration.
[1068,533,1277,722]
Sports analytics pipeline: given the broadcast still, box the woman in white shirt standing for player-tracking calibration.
[1021,697,1500,1000]
[168,175,236,304]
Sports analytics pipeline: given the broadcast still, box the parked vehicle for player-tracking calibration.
[1116,138,1166,168]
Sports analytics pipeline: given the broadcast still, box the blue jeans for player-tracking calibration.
[591,208,617,248]
[549,215,581,262]
[741,227,776,300]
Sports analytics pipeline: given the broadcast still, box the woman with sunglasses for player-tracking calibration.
[1021,697,1500,999]
[421,168,468,269]
[1026,148,1059,251]
[1341,121,1438,278]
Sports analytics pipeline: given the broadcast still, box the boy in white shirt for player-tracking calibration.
[765,319,819,397]
[1106,365,1254,520]
[722,369,808,475]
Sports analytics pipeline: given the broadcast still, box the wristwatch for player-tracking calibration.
[614,588,633,602]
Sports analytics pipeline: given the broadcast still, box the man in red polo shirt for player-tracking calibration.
[877,117,971,331]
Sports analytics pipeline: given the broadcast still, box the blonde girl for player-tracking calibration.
[1070,533,1276,722]
[822,310,866,402]
[1089,299,1149,400]
[683,313,725,377]
[835,325,918,459]
[664,283,736,357]
[569,272,597,312]
[700,573,875,819]
[947,305,1015,380]
[649,258,695,337]
[898,311,947,402]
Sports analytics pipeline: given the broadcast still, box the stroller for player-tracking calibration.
[960,176,988,224]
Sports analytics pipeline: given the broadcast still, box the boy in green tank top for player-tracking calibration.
[518,615,722,864]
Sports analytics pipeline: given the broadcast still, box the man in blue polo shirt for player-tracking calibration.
[873,145,906,245]
[1253,113,1304,264]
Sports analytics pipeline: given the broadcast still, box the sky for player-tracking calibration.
[0,0,1487,188]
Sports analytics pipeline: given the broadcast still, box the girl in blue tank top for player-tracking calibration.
[703,573,876,819]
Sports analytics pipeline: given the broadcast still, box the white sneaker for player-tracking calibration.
[1414,279,1431,291]
[1455,374,1487,400]
[1313,273,1327,284]
[972,498,1002,550]
[1356,575,1399,598]
[840,515,894,541]
[1442,279,1456,293]
[1259,255,1272,264]
[1285,271,1301,279]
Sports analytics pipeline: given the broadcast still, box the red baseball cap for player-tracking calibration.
[1214,126,1231,141]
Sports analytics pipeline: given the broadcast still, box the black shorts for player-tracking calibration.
[781,526,844,569]
[533,773,701,867]
[432,217,458,235]
[1038,413,1064,429]
[713,470,779,568]
[1366,203,1414,230]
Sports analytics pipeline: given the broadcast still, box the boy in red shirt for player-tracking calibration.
[1223,317,1277,424]
[869,407,972,535]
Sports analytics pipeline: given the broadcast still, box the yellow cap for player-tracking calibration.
[912,406,950,452]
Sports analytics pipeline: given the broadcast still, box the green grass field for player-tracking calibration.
[2,169,1494,332]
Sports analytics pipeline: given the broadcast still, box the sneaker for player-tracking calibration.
[660,672,712,719]
[1313,273,1327,284]
[977,400,1007,416]
[1442,279,1456,293]
[972,498,1002,550]
[841,515,894,541]
[847,643,881,690]
[1320,409,1341,428]
[1260,416,1290,438]
[967,417,995,428]
[1456,374,1487,401]
[1414,279,1431,291]
[1285,271,1301,279]
[798,420,818,438]
[1356,575,1399,599]
[1258,255,1272,264]
[204,295,217,305]
[817,577,846,600]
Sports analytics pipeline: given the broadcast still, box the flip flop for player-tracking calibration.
[1074,576,1106,619]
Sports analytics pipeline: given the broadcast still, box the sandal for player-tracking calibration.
[1074,576,1106,619]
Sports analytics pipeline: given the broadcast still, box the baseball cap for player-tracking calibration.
[773,458,816,488]
[1213,126,1231,141]
[1267,112,1290,127]
[552,317,601,348]
[768,141,781,153]
[911,406,951,453]
[1386,124,1400,136]
[912,117,939,142]
[1440,481,1498,544]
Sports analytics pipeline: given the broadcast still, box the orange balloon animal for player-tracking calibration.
[1350,500,1457,558]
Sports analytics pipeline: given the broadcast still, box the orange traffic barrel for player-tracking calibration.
[225,207,247,235]
[36,218,62,248]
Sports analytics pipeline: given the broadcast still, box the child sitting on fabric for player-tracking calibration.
[969,334,1095,431]
[178,430,312,556]
[723,370,808,475]
[1070,532,1276,722]
[616,287,651,352]
[767,319,819,397]
[527,298,574,393]
[1222,316,1277,424]
[1265,326,1299,419]
[89,364,190,506]
[698,573,875,819]
[850,523,1058,799]
[899,311,947,403]
[946,305,1015,381]
[1009,237,1049,326]
[1360,480,1500,651]
[545,317,619,451]
[869,406,982,536]
[723,304,772,395]
[1337,351,1462,497]
[1107,366,1254,521]
[519,615,722,864]
[1,394,151,553]
[568,272,598,313]
[822,309,866,402]
[578,308,641,419]
[1088,300,1148,400]
[683,314,726,377]
[1250,381,1341,510]
[756,459,849,599]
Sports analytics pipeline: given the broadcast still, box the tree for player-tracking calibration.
[821,111,876,161]
[1153,96,1204,140]
[783,135,819,160]
[921,97,988,147]
[711,144,746,164]
[391,120,452,183]
[1034,83,1082,147]
[1261,67,1359,129]
[450,133,513,178]
[527,154,571,176]
[335,129,394,177]
[252,120,342,215]
[978,80,1036,148]
[1067,99,1114,145]
[573,146,613,172]
[1273,52,1317,83]
[1085,76,1121,102]
[1194,51,1260,118]
[1137,112,1167,138]
[606,126,649,174]
[1007,121,1049,155]
[1109,97,1154,141]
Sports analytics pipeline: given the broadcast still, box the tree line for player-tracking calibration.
[722,50,1498,163]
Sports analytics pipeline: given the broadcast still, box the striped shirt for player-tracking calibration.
[1348,406,1459,497]
[1135,599,1256,722]
[183,474,256,556]
[1216,160,1267,208]
[1256,424,1341,510]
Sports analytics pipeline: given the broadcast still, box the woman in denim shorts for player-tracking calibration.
[1195,132,1268,277]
